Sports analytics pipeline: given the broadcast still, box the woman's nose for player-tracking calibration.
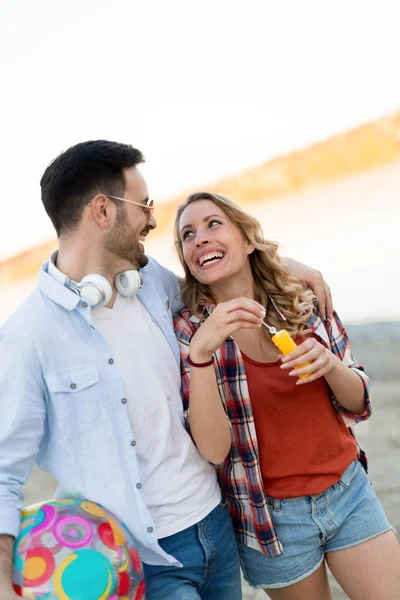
[195,231,210,246]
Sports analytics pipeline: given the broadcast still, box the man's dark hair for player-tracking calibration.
[40,140,145,236]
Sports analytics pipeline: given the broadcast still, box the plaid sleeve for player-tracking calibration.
[173,310,232,438]
[328,311,371,425]
[173,310,195,433]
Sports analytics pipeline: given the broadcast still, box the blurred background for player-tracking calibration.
[1,1,399,598]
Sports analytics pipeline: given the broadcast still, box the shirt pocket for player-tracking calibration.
[45,364,105,435]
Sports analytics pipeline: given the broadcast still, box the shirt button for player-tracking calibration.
[81,302,88,309]
[70,383,77,390]
[136,483,142,489]
[131,440,136,446]
[121,398,127,404]
[147,527,154,533]
[108,358,114,365]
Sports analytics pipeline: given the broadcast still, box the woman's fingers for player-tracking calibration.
[282,347,322,369]
[223,297,265,317]
[280,338,332,381]
[228,321,263,331]
[295,366,329,385]
[287,354,329,376]
[195,301,264,355]
[280,338,320,368]
[212,298,266,331]
[223,308,264,326]
[296,365,329,385]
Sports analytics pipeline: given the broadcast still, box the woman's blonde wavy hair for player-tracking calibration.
[174,192,316,336]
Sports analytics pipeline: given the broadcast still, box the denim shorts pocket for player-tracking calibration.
[338,459,363,489]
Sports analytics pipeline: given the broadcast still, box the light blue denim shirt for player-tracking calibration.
[0,257,183,566]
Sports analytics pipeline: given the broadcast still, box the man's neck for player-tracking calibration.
[55,238,133,309]
[56,238,130,285]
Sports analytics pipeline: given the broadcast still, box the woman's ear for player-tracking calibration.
[246,241,255,255]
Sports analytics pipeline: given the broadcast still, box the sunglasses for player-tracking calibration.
[107,195,155,216]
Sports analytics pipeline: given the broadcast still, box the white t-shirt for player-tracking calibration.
[92,293,221,538]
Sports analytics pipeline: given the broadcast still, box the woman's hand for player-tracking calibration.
[189,297,265,362]
[280,336,335,384]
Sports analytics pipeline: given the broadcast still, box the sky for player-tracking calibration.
[1,0,400,261]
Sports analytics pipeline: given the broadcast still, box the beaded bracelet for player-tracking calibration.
[187,355,215,368]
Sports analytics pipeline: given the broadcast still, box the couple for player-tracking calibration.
[0,140,398,600]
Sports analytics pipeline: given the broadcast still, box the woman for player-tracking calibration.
[173,192,400,600]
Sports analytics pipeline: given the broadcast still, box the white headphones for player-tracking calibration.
[49,251,142,308]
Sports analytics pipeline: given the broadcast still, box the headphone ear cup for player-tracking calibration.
[115,270,142,297]
[79,274,113,308]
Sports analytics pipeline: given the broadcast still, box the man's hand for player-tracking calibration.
[0,590,20,600]
[0,535,19,600]
[0,582,20,600]
[284,257,333,320]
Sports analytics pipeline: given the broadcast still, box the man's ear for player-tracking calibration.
[90,194,116,229]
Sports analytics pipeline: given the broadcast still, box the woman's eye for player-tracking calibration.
[182,230,193,241]
[208,220,221,228]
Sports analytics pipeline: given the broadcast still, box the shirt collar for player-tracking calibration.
[39,254,151,313]
[38,259,82,311]
[47,250,68,285]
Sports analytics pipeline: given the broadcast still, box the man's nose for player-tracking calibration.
[148,212,157,230]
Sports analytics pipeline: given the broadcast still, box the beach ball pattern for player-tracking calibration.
[13,499,145,600]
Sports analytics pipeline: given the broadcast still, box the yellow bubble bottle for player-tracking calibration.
[263,324,311,379]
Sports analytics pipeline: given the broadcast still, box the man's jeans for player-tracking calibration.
[143,497,242,599]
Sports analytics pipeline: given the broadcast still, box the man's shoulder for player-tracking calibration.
[143,257,182,312]
[144,257,179,284]
[1,287,55,344]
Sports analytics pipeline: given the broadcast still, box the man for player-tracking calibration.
[0,140,332,600]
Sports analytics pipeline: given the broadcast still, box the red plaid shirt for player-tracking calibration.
[174,307,371,556]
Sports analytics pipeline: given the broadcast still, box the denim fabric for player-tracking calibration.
[238,460,392,589]
[143,498,242,599]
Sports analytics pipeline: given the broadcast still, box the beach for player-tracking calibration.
[22,322,400,599]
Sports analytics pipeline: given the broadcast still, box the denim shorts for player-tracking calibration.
[238,460,393,589]
[143,496,242,600]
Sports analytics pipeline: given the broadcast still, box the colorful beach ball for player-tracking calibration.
[13,499,145,600]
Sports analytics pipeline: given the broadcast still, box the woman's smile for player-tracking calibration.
[196,250,226,269]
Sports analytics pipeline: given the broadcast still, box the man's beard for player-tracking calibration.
[104,207,149,269]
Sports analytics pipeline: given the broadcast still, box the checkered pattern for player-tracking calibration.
[174,306,371,556]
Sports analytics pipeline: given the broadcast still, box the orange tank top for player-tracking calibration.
[241,343,357,499]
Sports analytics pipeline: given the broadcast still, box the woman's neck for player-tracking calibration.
[209,271,256,305]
